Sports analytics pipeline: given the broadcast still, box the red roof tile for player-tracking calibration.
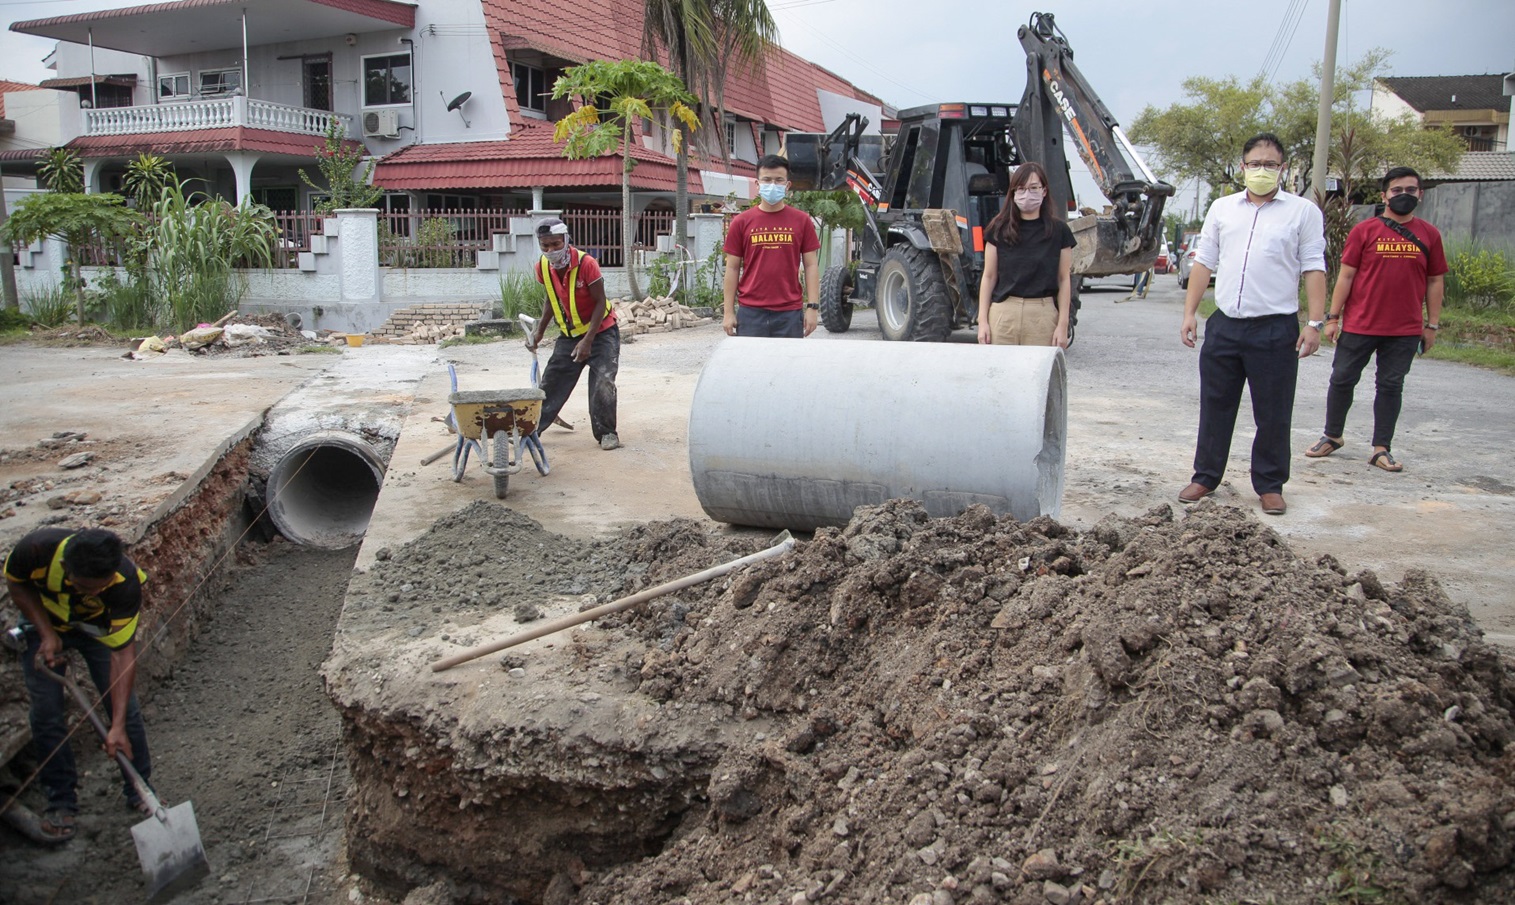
[374,120,694,191]
[481,0,883,133]
[13,0,413,31]
[67,128,365,158]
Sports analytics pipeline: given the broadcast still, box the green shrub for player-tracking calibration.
[21,282,74,326]
[645,253,676,299]
[92,269,154,331]
[1444,240,1515,312]
[498,271,541,320]
[0,307,32,331]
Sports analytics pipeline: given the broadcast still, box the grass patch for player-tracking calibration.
[21,283,75,327]
[1318,827,1392,904]
[297,344,342,354]
[440,333,503,349]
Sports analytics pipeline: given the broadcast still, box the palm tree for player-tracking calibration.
[643,1,712,258]
[644,1,776,249]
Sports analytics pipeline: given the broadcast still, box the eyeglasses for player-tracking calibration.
[1242,161,1283,172]
[1386,186,1421,196]
[1015,185,1045,195]
[756,176,788,185]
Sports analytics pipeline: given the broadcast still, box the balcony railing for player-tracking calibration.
[83,97,348,137]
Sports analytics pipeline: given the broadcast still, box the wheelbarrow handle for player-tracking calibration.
[37,665,165,820]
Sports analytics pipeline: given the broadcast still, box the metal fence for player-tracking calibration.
[563,209,675,266]
[80,207,683,271]
[272,210,325,269]
[377,208,523,269]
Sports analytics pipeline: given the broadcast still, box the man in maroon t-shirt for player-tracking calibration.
[1305,166,1447,472]
[722,154,821,338]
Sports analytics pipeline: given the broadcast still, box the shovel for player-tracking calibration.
[41,666,209,903]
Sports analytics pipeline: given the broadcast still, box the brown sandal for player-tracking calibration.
[1305,436,1343,458]
[1369,450,1403,472]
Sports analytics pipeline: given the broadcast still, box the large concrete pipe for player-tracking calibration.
[688,338,1066,530]
[266,431,387,548]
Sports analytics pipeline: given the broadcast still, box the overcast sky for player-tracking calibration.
[771,0,1514,215]
[2,0,1511,211]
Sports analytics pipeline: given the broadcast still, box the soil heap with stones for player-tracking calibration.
[324,499,1515,905]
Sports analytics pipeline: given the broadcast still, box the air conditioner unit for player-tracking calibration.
[363,108,400,139]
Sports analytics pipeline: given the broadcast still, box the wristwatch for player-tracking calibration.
[1307,320,1325,330]
[804,303,820,310]
[1425,323,1439,330]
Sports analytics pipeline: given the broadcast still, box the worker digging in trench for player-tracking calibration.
[4,527,155,844]
[525,217,622,452]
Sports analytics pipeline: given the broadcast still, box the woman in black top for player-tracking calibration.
[976,162,1075,348]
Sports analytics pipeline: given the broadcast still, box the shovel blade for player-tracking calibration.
[131,800,210,903]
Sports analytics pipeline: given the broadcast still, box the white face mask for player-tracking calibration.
[545,246,571,269]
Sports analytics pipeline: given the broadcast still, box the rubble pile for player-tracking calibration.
[612,296,715,336]
[330,501,1515,904]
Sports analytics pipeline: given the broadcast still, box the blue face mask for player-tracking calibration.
[758,183,787,205]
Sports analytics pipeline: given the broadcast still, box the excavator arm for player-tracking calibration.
[1013,11,1172,259]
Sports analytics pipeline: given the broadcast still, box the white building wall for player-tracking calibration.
[1369,84,1420,123]
[0,89,79,152]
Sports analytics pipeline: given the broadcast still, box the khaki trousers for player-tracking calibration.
[988,295,1057,346]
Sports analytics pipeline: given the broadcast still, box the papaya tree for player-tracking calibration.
[3,193,139,324]
[552,59,698,299]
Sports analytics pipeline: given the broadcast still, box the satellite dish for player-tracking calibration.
[446,91,471,112]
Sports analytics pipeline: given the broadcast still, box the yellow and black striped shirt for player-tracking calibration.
[3,528,145,649]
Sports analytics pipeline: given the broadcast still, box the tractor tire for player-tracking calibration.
[818,264,854,333]
[1066,285,1081,349]
[875,246,952,342]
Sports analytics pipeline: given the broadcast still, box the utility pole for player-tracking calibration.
[1309,0,1343,205]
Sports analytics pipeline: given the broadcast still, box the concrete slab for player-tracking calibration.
[0,346,334,551]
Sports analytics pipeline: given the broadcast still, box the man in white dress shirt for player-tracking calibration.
[1178,132,1327,516]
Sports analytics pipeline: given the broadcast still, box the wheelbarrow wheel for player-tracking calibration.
[492,432,510,499]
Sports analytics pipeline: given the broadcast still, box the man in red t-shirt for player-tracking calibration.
[527,218,621,450]
[722,155,821,338]
[1305,166,1447,472]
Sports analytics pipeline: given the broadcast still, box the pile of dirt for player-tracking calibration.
[336,500,1515,904]
[570,500,1515,904]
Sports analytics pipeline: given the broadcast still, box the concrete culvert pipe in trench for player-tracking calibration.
[266,431,387,548]
[688,338,1066,530]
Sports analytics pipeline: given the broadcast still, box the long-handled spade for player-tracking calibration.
[42,666,209,903]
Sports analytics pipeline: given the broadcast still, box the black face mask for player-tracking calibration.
[1387,193,1419,215]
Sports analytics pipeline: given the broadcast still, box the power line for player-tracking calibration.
[1257,0,1311,83]
[1267,0,1312,83]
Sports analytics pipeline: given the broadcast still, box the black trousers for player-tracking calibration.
[538,325,619,442]
[1324,332,1420,450]
[1193,310,1299,495]
[736,304,804,338]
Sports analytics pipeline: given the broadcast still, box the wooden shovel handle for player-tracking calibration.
[430,534,795,672]
[38,665,164,818]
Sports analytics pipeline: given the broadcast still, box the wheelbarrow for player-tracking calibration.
[445,363,549,499]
